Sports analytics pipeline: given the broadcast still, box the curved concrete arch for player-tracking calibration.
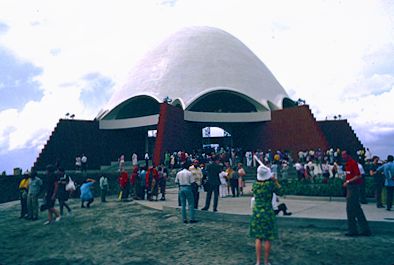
[282,97,297,108]
[172,98,185,110]
[102,94,161,120]
[185,87,269,112]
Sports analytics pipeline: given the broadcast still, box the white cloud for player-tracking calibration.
[1,86,84,151]
[0,108,18,150]
[0,0,393,169]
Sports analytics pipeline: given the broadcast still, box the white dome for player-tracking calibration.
[103,26,289,119]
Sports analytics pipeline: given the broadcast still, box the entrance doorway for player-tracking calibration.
[146,129,157,155]
[202,127,232,151]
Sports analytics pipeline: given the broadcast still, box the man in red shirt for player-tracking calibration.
[118,170,130,201]
[342,151,371,236]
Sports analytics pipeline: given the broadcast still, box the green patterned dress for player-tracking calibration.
[249,180,283,240]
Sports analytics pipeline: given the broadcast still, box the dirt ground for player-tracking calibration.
[0,198,393,265]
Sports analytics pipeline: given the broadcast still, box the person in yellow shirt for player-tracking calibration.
[189,160,203,209]
[18,172,30,219]
[237,163,246,196]
[225,164,234,196]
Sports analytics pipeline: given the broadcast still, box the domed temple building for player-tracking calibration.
[34,27,363,170]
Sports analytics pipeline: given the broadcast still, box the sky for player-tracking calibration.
[0,0,393,173]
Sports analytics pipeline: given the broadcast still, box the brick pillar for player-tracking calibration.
[153,103,186,166]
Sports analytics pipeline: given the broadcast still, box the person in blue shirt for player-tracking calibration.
[377,155,394,211]
[80,179,96,208]
[138,167,147,200]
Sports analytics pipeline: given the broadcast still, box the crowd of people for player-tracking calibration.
[16,146,394,265]
[20,146,393,216]
[18,164,92,224]
[115,164,169,202]
[138,147,370,184]
[249,149,385,265]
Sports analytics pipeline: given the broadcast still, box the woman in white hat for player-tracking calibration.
[250,163,283,265]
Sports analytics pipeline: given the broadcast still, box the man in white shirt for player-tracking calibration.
[132,153,138,166]
[245,151,252,167]
[144,153,150,168]
[175,163,197,223]
[99,174,109,202]
[294,162,304,180]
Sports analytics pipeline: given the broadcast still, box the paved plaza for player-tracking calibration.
[137,181,394,233]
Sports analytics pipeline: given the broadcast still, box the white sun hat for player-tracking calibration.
[257,164,272,181]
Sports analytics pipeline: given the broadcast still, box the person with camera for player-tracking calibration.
[250,161,283,265]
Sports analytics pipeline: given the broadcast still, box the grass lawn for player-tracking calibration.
[0,197,393,265]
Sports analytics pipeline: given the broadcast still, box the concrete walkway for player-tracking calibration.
[1,182,392,233]
[137,183,394,233]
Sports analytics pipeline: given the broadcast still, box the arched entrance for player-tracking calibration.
[201,126,233,151]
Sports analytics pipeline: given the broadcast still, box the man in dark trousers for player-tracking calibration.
[369,156,385,208]
[342,151,371,236]
[44,165,61,225]
[377,155,394,211]
[201,156,222,212]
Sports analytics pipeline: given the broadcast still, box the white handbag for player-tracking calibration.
[65,176,76,191]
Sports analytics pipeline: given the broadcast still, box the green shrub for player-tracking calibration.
[281,177,375,197]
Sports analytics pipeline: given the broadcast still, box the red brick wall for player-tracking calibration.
[154,104,362,164]
[318,120,364,155]
[257,105,330,152]
[36,105,354,170]
[34,119,147,170]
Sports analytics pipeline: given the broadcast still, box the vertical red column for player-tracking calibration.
[153,103,168,166]
[153,103,186,166]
